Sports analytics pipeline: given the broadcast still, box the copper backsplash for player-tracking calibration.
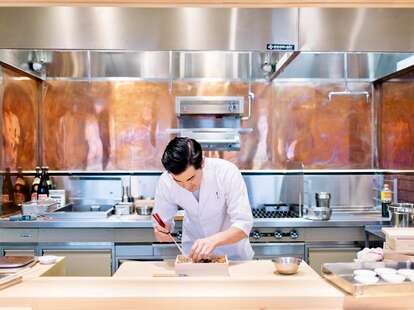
[1,70,376,170]
[43,80,374,170]
[1,67,39,170]
[379,80,414,170]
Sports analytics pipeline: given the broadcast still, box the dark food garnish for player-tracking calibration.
[177,255,226,264]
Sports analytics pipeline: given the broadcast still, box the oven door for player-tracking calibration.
[252,243,305,260]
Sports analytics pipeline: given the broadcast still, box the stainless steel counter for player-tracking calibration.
[0,215,388,228]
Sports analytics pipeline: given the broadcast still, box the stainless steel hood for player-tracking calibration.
[2,50,413,83]
[1,8,414,81]
[1,8,414,52]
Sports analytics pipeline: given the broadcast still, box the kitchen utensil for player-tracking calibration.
[90,205,101,212]
[315,192,331,208]
[353,269,377,277]
[389,204,411,227]
[21,199,60,217]
[272,256,302,275]
[354,274,379,284]
[0,274,22,291]
[322,261,414,296]
[114,202,133,215]
[0,256,35,269]
[380,273,405,283]
[152,213,184,255]
[136,205,153,216]
[134,197,155,215]
[374,267,397,275]
[305,207,332,221]
[38,255,58,265]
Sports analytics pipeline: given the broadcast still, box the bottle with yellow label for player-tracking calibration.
[381,183,392,218]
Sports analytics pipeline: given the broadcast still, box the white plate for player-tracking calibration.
[374,267,397,275]
[353,269,377,277]
[354,275,379,284]
[397,269,414,277]
[381,273,406,283]
[38,255,58,265]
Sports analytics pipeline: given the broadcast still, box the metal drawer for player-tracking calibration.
[153,244,180,258]
[115,245,153,257]
[252,243,305,258]
[0,229,38,243]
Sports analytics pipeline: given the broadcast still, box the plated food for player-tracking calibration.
[175,255,229,276]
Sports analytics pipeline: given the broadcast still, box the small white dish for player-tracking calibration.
[407,275,414,282]
[38,255,58,265]
[374,267,397,275]
[353,269,377,277]
[380,273,406,283]
[397,269,414,277]
[354,275,379,284]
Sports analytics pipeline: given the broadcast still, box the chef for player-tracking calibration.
[152,137,254,261]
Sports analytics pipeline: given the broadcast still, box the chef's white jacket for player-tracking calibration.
[153,157,254,260]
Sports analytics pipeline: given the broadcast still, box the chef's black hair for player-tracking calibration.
[161,137,203,175]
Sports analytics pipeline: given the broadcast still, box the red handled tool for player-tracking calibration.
[152,213,183,254]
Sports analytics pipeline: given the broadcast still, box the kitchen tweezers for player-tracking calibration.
[152,213,184,255]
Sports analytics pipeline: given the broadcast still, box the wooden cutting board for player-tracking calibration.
[0,256,34,269]
[383,227,414,239]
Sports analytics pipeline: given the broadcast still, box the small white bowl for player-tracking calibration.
[380,273,406,283]
[38,255,58,265]
[354,275,379,284]
[407,275,414,282]
[397,269,414,277]
[374,267,397,275]
[353,269,377,277]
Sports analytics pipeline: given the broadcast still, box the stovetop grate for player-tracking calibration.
[252,204,300,219]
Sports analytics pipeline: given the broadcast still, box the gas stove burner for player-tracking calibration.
[252,204,300,219]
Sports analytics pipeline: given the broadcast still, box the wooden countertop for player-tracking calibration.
[0,260,344,310]
[2,258,413,309]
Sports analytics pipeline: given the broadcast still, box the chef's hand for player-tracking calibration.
[153,223,172,242]
[190,237,218,262]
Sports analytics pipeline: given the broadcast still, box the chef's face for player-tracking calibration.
[171,164,203,192]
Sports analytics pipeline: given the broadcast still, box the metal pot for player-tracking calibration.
[305,207,332,221]
[389,203,413,227]
[315,192,331,208]
[135,205,153,216]
[133,196,155,216]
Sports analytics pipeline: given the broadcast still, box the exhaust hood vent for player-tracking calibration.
[176,96,244,116]
[171,96,252,151]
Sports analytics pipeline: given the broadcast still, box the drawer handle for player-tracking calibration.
[19,233,32,238]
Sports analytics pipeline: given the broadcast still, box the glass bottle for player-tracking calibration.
[37,168,49,200]
[31,166,41,200]
[381,183,392,218]
[2,167,14,207]
[14,167,27,205]
[44,166,53,189]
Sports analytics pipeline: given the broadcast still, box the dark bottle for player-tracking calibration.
[43,166,53,189]
[14,167,28,205]
[31,166,41,200]
[37,168,49,200]
[2,167,14,206]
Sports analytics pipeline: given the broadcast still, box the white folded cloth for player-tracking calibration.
[356,247,384,262]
